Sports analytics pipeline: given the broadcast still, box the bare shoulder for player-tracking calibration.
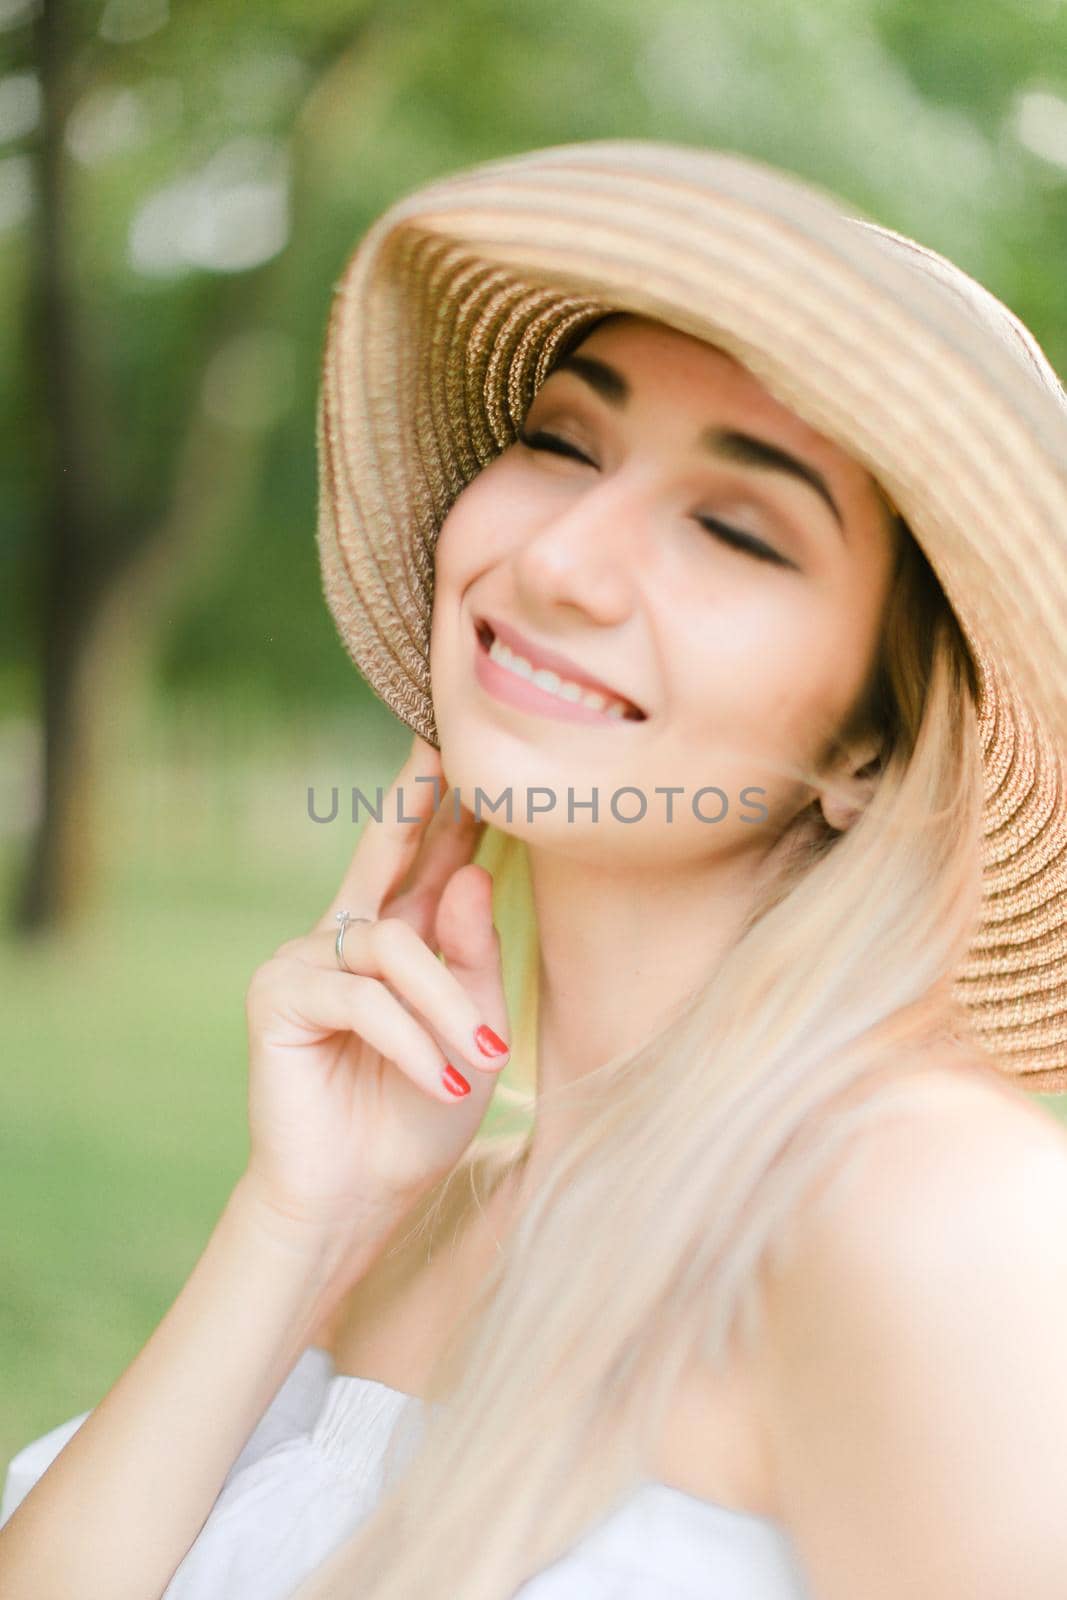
[781,1048,1067,1246]
[750,1051,1067,1598]
[756,1047,1067,1345]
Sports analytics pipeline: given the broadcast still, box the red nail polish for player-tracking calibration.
[442,1063,471,1097]
[474,1024,509,1059]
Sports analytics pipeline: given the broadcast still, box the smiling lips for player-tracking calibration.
[473,614,647,725]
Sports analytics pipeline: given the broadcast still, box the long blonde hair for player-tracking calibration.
[292,484,990,1598]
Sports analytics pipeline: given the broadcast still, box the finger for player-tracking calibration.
[384,798,487,948]
[313,733,443,935]
[432,864,512,1072]
[267,962,469,1106]
[294,914,511,1078]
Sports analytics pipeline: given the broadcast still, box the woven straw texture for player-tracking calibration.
[316,140,1067,1090]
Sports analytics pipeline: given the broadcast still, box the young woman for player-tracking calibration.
[4,140,1067,1600]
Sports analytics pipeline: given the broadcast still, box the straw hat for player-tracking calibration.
[316,138,1067,1091]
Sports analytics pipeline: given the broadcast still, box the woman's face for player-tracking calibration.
[430,313,898,867]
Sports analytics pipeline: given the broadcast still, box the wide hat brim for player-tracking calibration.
[316,138,1067,1090]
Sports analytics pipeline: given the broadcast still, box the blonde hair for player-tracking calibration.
[292,483,991,1600]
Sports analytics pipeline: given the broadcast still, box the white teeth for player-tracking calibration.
[487,635,636,718]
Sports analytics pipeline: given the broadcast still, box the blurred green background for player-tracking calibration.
[3,0,1067,1466]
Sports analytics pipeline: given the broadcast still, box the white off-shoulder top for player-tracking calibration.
[1,1344,814,1598]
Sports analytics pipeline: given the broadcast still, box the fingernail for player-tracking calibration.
[474,1024,509,1060]
[442,1063,471,1097]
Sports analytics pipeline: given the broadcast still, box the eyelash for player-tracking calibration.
[516,425,788,568]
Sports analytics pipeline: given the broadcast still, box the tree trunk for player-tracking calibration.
[9,0,109,935]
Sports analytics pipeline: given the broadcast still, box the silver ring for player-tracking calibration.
[335,910,374,973]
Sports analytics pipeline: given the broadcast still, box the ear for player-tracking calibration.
[817,734,884,833]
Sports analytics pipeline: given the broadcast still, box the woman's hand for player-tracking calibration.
[241,732,512,1249]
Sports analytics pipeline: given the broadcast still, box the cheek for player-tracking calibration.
[432,498,474,593]
[664,580,878,753]
[430,466,530,669]
[433,458,530,588]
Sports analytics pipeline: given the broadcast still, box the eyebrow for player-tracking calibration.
[545,352,846,537]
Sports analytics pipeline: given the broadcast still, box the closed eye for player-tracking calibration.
[694,516,790,568]
[518,425,792,569]
[517,425,595,466]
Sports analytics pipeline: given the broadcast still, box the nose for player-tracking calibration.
[512,477,641,624]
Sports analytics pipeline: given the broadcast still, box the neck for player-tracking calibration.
[512,836,777,1190]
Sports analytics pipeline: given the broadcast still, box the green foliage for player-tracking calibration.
[4,0,1067,709]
